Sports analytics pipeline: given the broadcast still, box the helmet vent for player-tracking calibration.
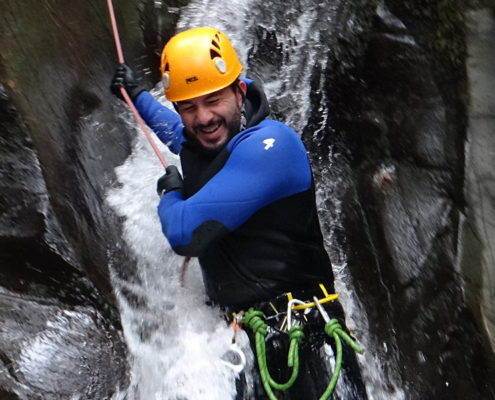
[211,39,221,51]
[210,48,221,60]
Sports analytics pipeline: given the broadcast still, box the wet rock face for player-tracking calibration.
[242,0,495,396]
[0,0,179,398]
[299,0,495,398]
[463,7,495,354]
[0,82,129,399]
[0,293,127,400]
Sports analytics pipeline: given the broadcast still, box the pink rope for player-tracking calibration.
[106,0,168,168]
[120,88,169,167]
[106,0,125,64]
[106,0,191,270]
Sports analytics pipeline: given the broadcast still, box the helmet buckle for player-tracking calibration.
[162,72,170,90]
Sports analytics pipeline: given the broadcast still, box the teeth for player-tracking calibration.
[201,123,220,134]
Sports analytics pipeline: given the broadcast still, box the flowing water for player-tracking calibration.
[107,90,248,399]
[107,0,405,398]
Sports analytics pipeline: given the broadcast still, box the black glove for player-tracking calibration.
[157,165,183,196]
[110,63,145,101]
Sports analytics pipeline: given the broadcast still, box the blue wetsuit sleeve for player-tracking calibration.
[134,91,184,154]
[157,121,312,256]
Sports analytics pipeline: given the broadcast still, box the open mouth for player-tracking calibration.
[198,121,222,135]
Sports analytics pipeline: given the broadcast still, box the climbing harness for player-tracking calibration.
[105,0,191,270]
[239,284,364,400]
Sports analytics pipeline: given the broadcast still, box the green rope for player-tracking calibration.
[319,319,364,400]
[242,310,364,400]
[242,308,304,399]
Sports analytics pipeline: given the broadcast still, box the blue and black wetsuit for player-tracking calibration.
[134,80,367,399]
[135,79,334,308]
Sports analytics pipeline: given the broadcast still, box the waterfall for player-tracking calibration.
[107,0,404,398]
[107,85,252,399]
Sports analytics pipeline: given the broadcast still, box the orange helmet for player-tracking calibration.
[160,27,243,102]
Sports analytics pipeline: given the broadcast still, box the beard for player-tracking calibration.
[184,105,243,152]
[224,106,243,138]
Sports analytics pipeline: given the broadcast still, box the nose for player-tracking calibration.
[195,105,215,126]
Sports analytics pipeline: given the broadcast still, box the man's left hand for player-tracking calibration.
[157,165,183,197]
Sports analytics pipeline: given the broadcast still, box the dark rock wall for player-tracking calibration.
[0,1,182,398]
[303,0,495,398]
[462,7,495,354]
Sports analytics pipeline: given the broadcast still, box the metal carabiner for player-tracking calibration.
[286,298,307,330]
[220,342,247,374]
[313,296,331,323]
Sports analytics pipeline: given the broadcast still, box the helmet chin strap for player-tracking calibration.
[240,106,247,131]
[238,83,247,131]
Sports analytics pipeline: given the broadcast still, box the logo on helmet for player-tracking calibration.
[185,76,199,84]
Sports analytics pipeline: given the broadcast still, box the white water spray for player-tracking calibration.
[107,87,253,399]
[107,0,404,398]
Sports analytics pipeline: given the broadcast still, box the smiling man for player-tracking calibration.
[111,27,367,399]
[176,80,246,149]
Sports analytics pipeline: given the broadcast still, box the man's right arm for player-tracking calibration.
[134,91,184,155]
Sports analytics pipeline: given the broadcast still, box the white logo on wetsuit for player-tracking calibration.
[263,138,275,150]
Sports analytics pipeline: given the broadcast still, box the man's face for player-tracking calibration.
[176,80,247,150]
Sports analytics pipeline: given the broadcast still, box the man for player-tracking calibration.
[111,26,367,399]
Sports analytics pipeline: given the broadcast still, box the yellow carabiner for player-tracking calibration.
[290,283,339,311]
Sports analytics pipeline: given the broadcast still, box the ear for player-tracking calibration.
[236,80,247,107]
[238,80,247,95]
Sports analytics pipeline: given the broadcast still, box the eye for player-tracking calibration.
[207,97,220,105]
[178,103,194,113]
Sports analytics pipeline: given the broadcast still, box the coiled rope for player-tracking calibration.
[242,308,364,400]
[320,319,364,400]
[242,309,304,400]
